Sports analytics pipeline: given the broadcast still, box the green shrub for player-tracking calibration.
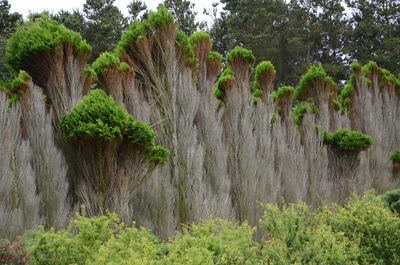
[6,70,31,105]
[188,31,211,49]
[293,102,307,127]
[92,52,121,76]
[6,16,91,71]
[319,191,400,264]
[391,150,400,163]
[214,67,235,99]
[60,89,169,164]
[272,86,294,100]
[381,189,400,214]
[115,5,173,57]
[259,202,360,264]
[323,128,373,152]
[164,219,257,264]
[295,64,336,101]
[226,46,255,66]
[207,51,222,62]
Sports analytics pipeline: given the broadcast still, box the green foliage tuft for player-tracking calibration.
[323,128,373,152]
[226,46,256,66]
[6,16,91,71]
[390,150,400,163]
[350,62,361,72]
[84,67,97,81]
[147,4,174,28]
[293,102,307,127]
[6,70,31,105]
[214,67,235,99]
[188,31,211,49]
[273,86,294,100]
[339,73,356,110]
[295,64,336,101]
[60,89,169,164]
[255,61,275,83]
[207,51,222,62]
[92,52,121,76]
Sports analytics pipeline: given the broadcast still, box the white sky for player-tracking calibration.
[9,0,219,23]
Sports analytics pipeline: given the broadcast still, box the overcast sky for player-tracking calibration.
[9,0,219,23]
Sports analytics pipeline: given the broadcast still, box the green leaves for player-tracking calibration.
[6,16,91,71]
[391,150,400,163]
[323,128,373,153]
[226,46,255,66]
[295,64,336,101]
[60,89,169,164]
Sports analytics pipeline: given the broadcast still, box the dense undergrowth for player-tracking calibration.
[0,191,399,265]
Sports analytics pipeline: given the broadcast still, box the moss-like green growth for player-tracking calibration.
[332,99,341,111]
[226,46,256,66]
[208,51,222,62]
[60,89,169,164]
[270,113,277,126]
[390,150,400,163]
[84,68,97,81]
[273,86,294,100]
[293,102,307,127]
[252,61,275,103]
[92,52,133,77]
[147,4,174,28]
[339,72,356,110]
[6,70,31,105]
[340,61,399,112]
[351,62,362,72]
[214,67,235,99]
[255,61,275,80]
[362,61,397,86]
[115,5,173,57]
[92,52,121,76]
[323,128,373,152]
[295,64,336,101]
[6,16,91,71]
[188,31,211,49]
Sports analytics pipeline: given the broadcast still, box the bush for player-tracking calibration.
[60,89,169,164]
[323,128,373,153]
[6,16,90,71]
[0,239,30,264]
[295,64,336,101]
[391,150,400,163]
[381,189,400,214]
[19,190,400,264]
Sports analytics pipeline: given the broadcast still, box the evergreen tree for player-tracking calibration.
[163,0,203,35]
[83,0,128,61]
[0,0,22,81]
[344,0,400,74]
[127,0,148,22]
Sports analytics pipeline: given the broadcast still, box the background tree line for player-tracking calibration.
[1,0,400,87]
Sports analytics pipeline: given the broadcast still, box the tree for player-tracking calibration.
[52,9,86,35]
[163,0,203,36]
[344,0,400,74]
[0,0,22,81]
[83,0,128,61]
[127,0,148,22]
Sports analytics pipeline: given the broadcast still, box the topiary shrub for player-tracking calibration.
[323,128,373,153]
[6,15,91,72]
[60,89,169,163]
